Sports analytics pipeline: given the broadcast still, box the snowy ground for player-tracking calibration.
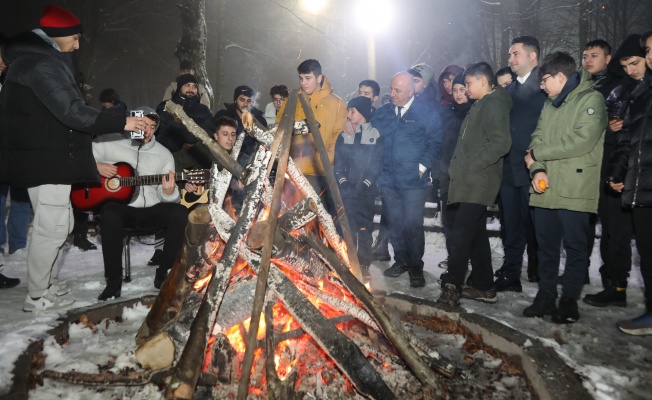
[0,227,650,399]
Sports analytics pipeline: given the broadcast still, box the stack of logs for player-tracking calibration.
[130,91,457,399]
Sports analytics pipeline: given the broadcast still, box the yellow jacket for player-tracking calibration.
[277,75,347,176]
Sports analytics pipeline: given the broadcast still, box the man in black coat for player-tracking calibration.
[495,36,548,292]
[156,73,215,153]
[0,5,144,312]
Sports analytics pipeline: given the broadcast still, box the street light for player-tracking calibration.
[354,0,393,80]
[301,0,327,14]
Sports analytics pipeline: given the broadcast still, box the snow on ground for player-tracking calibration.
[0,230,651,399]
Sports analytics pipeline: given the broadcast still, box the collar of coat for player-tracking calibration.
[293,74,335,120]
[551,71,582,108]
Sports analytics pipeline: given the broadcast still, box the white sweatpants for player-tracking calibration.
[26,184,73,298]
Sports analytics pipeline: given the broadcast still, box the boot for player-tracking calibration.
[583,279,627,307]
[73,232,97,251]
[371,234,391,262]
[437,283,460,307]
[408,267,425,288]
[98,278,122,301]
[523,291,556,318]
[552,297,580,324]
[154,267,168,289]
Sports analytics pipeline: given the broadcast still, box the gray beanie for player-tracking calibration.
[132,106,160,131]
[408,63,434,85]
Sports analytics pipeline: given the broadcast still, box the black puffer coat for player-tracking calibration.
[156,90,214,153]
[0,31,126,187]
[608,75,652,207]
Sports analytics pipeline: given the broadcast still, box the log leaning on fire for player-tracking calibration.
[166,148,271,399]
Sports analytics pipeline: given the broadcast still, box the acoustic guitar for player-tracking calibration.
[71,162,210,211]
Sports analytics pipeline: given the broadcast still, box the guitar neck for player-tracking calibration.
[118,172,188,187]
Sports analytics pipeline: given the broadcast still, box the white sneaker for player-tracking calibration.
[6,248,27,262]
[49,280,71,296]
[23,289,75,312]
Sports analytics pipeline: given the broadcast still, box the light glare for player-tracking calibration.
[355,0,393,34]
[301,0,327,13]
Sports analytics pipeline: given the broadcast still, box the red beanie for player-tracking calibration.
[39,5,83,38]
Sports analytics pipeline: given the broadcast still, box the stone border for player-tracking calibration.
[6,296,157,400]
[384,293,592,400]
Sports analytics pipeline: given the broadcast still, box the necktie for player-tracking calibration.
[396,106,403,122]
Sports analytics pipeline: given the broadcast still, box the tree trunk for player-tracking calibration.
[579,0,589,56]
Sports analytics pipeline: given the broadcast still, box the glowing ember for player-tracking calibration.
[193,274,212,290]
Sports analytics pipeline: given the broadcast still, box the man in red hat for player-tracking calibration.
[0,5,146,312]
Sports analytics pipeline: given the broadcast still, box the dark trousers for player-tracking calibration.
[445,203,494,290]
[342,194,375,267]
[306,175,336,218]
[381,186,427,268]
[99,202,188,280]
[631,208,652,311]
[533,208,590,300]
[499,184,537,279]
[599,190,633,282]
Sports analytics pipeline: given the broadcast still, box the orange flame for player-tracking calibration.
[193,273,212,291]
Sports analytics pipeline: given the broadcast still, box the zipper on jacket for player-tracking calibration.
[69,129,74,157]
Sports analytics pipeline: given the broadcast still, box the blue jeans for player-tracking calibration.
[0,184,32,254]
[381,186,427,268]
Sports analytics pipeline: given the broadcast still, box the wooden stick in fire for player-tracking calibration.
[236,90,299,400]
[302,232,445,396]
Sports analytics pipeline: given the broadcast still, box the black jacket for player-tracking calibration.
[334,123,383,196]
[503,67,548,187]
[0,31,125,187]
[213,103,267,166]
[156,91,214,153]
[414,83,439,111]
[608,75,652,207]
[436,100,472,195]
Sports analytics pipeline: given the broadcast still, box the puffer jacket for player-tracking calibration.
[448,87,512,206]
[528,69,607,213]
[0,30,126,187]
[373,99,442,190]
[276,75,348,176]
[334,122,383,195]
[156,90,214,153]
[608,74,652,207]
[92,132,180,208]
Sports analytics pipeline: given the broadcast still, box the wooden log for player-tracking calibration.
[302,233,445,395]
[277,197,318,232]
[135,207,215,346]
[264,295,301,400]
[298,92,363,282]
[237,89,299,400]
[164,101,245,180]
[166,147,271,399]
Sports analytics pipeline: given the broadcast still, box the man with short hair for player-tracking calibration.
[162,60,211,108]
[264,84,289,125]
[495,36,548,292]
[156,74,214,153]
[373,72,442,287]
[358,79,380,105]
[277,59,348,216]
[0,5,144,311]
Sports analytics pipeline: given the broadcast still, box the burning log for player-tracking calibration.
[264,297,302,400]
[277,197,318,232]
[302,233,445,396]
[166,147,271,399]
[297,92,363,282]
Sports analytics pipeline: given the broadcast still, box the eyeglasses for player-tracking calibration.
[540,74,556,87]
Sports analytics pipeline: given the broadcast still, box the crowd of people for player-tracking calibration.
[0,4,651,337]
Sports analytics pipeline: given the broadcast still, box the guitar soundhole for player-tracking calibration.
[105,176,122,192]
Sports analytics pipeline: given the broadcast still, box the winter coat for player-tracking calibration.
[92,132,180,208]
[213,103,267,165]
[334,122,383,196]
[0,30,126,188]
[448,87,512,206]
[156,91,214,153]
[436,100,473,196]
[437,65,464,107]
[264,101,277,126]
[414,83,439,110]
[373,98,442,190]
[162,81,211,109]
[528,69,607,213]
[276,75,347,176]
[502,66,548,187]
[608,74,652,207]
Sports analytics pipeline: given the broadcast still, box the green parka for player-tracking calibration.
[528,69,607,213]
[448,86,512,206]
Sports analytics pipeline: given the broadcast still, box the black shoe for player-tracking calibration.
[583,280,627,307]
[494,267,505,279]
[408,267,425,288]
[494,276,522,292]
[73,233,97,251]
[154,268,168,289]
[523,291,556,318]
[552,297,580,324]
[148,249,164,266]
[0,272,20,289]
[383,262,408,278]
[437,283,460,307]
[98,278,122,301]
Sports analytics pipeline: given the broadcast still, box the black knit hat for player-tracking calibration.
[39,5,83,38]
[233,85,254,101]
[613,34,645,60]
[452,72,465,86]
[176,73,198,90]
[347,96,373,123]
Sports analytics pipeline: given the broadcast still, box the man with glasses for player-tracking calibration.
[264,84,289,126]
[495,36,548,292]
